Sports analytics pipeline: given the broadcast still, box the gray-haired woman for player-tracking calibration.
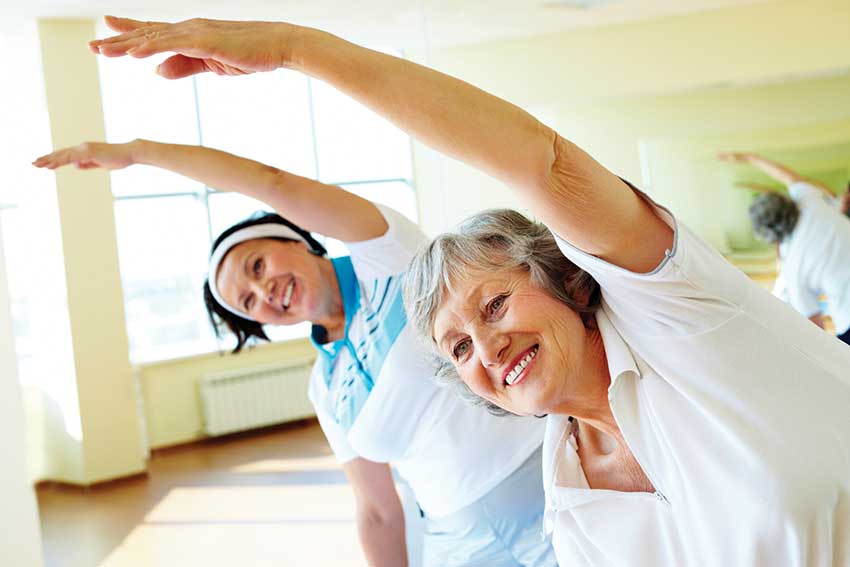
[722,152,850,345]
[92,16,850,566]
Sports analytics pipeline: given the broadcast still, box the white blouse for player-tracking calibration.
[544,198,850,566]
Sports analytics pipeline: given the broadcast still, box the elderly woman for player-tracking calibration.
[33,138,555,567]
[721,152,850,345]
[91,16,850,565]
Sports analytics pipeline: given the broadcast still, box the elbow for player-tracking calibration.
[539,129,592,197]
[357,502,402,528]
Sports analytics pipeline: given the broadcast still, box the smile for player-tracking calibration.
[505,345,539,386]
[282,279,295,310]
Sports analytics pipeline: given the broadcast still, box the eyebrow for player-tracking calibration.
[233,253,255,312]
[436,329,458,353]
[434,281,490,350]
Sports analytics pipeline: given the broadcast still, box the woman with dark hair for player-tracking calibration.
[34,139,556,567]
[86,16,850,566]
[721,152,850,344]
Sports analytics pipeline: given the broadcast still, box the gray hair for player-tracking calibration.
[748,193,799,244]
[402,209,600,416]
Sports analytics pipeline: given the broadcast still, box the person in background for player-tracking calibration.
[33,138,556,567]
[720,151,850,344]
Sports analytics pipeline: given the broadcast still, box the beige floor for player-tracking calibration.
[37,420,367,567]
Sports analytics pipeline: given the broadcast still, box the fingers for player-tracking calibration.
[90,17,174,57]
[156,54,209,79]
[104,15,162,33]
[33,148,74,170]
[32,145,91,170]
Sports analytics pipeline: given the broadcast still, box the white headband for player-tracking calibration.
[208,224,310,320]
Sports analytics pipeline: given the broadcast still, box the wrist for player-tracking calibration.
[280,24,330,73]
[273,22,305,70]
[128,139,151,165]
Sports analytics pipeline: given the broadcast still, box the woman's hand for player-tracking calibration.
[717,152,751,163]
[33,141,139,171]
[89,16,298,80]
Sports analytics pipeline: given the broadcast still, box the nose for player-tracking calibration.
[248,279,276,306]
[473,325,509,368]
[263,279,278,305]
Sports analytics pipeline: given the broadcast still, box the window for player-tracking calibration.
[0,21,77,393]
[97,41,416,363]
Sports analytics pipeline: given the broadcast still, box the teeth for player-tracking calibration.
[282,280,294,309]
[506,347,538,385]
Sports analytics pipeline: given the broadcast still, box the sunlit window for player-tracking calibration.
[97,38,415,363]
[0,22,76,395]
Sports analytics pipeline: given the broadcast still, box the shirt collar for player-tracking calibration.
[595,307,642,389]
[310,256,359,358]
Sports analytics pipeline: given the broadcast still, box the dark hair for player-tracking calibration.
[203,211,327,353]
[748,193,799,244]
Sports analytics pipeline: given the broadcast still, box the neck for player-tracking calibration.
[311,257,346,342]
[551,327,625,454]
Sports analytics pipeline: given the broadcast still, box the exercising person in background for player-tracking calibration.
[720,151,850,344]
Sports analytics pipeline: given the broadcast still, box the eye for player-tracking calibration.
[252,258,263,277]
[452,338,471,361]
[486,294,509,317]
[244,294,255,312]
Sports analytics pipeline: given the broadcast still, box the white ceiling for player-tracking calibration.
[5,0,779,48]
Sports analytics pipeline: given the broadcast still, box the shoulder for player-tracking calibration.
[346,205,428,280]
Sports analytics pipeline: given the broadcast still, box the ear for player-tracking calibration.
[566,280,593,309]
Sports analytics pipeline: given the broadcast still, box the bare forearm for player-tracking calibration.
[129,139,386,239]
[357,511,408,567]
[131,139,281,200]
[287,27,554,191]
[741,154,802,187]
[735,181,778,194]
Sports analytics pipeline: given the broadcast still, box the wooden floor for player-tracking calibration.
[37,420,367,567]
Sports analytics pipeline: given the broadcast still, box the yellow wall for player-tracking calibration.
[139,339,316,449]
[411,0,850,252]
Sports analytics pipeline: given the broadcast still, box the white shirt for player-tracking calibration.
[544,197,850,566]
[308,205,545,517]
[780,182,850,334]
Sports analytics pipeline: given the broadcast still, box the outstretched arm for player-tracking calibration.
[91,17,673,274]
[734,181,781,194]
[719,152,834,198]
[33,140,387,241]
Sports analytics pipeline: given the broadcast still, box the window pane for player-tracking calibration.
[0,21,76,390]
[311,78,413,183]
[323,180,418,259]
[208,192,274,239]
[196,71,317,179]
[114,196,217,362]
[97,29,201,199]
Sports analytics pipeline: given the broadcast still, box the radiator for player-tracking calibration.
[199,358,316,436]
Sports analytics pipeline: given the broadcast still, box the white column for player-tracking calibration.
[39,19,146,483]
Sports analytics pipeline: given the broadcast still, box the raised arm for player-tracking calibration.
[33,140,387,241]
[91,17,673,273]
[734,181,780,194]
[719,152,835,198]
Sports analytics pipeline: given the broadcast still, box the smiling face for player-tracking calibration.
[216,238,331,326]
[432,267,599,417]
